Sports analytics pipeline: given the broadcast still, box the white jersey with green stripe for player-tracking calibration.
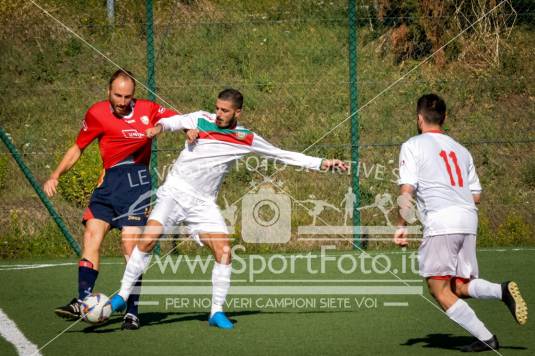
[158,111,323,201]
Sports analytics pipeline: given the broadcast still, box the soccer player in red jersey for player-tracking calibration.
[43,69,189,330]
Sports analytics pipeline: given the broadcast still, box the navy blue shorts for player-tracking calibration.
[82,164,152,230]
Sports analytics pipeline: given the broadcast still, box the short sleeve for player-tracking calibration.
[158,112,199,132]
[150,102,180,125]
[75,110,102,150]
[398,142,419,188]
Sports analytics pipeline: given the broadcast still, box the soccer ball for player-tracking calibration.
[81,293,112,324]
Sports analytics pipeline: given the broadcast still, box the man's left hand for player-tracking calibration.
[321,159,349,172]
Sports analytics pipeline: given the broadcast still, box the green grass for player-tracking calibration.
[0,248,533,355]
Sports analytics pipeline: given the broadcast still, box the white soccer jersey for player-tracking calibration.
[398,131,482,236]
[158,111,323,200]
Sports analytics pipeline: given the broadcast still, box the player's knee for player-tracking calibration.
[451,284,463,298]
[137,235,157,252]
[452,278,470,298]
[215,244,232,264]
[83,229,103,249]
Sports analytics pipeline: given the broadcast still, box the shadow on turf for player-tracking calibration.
[71,309,364,333]
[71,311,260,333]
[402,334,527,351]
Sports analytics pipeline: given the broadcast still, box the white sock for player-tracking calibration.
[211,262,231,317]
[118,246,151,301]
[446,299,493,341]
[468,279,502,300]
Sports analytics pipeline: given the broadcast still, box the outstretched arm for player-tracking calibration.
[43,144,82,197]
[250,134,348,172]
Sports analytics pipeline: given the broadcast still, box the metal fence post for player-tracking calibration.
[348,0,361,249]
[146,0,161,255]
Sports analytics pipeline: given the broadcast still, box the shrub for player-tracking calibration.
[57,145,102,208]
[496,213,534,246]
[521,160,535,189]
[0,209,75,259]
[477,213,496,247]
[0,154,8,191]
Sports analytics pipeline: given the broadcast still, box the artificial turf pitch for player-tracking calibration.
[0,248,533,356]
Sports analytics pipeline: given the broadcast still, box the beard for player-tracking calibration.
[112,104,132,117]
[216,115,237,128]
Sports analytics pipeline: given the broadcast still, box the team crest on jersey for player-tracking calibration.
[158,107,166,114]
[236,131,247,140]
[140,115,150,125]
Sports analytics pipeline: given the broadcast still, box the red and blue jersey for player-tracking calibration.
[76,99,178,169]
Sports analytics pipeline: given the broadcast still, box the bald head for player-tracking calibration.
[109,69,136,90]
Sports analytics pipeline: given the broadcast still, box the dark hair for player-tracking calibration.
[416,93,446,125]
[218,88,243,109]
[109,69,135,89]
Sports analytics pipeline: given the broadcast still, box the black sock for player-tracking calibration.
[78,259,99,301]
[126,274,143,316]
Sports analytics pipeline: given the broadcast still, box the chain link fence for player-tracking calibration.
[0,0,533,257]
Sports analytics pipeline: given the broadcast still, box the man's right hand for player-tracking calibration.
[43,177,59,197]
[393,226,409,247]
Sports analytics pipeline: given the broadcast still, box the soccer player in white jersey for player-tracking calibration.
[108,88,349,329]
[394,94,528,352]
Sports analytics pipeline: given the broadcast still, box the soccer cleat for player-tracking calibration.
[108,294,127,312]
[208,312,234,329]
[54,298,82,320]
[501,281,528,325]
[460,335,499,352]
[121,313,140,330]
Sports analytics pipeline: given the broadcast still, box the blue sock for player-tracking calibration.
[126,274,143,316]
[78,259,98,301]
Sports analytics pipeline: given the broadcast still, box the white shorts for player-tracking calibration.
[149,184,229,244]
[418,234,479,279]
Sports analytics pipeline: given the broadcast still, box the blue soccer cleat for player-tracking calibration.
[108,294,126,312]
[208,312,234,329]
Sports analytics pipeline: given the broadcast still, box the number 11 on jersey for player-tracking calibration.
[439,150,464,187]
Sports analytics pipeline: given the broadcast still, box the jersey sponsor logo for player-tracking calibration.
[140,115,150,125]
[82,119,88,131]
[122,129,145,139]
[127,215,142,221]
